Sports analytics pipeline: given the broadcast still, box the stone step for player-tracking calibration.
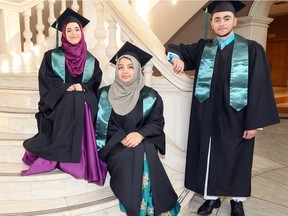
[0,133,26,163]
[0,111,37,134]
[0,162,111,201]
[0,187,119,216]
[0,88,39,110]
[0,73,38,91]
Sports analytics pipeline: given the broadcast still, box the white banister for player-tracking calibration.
[47,0,56,37]
[35,2,45,45]
[105,13,118,61]
[143,61,154,87]
[98,0,193,92]
[93,0,107,61]
[71,0,79,12]
[22,9,33,52]
[60,0,66,14]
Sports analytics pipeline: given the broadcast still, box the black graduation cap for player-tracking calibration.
[110,41,153,68]
[206,0,246,15]
[51,8,90,32]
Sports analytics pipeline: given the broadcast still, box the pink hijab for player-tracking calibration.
[61,22,87,77]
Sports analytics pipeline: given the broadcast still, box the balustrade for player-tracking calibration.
[0,0,165,89]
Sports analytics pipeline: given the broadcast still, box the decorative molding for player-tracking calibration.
[237,16,274,28]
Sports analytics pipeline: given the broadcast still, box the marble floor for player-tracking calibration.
[187,114,288,216]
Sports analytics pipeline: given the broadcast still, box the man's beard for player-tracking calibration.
[217,29,233,38]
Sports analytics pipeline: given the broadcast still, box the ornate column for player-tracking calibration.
[235,16,273,50]
[143,61,153,87]
[105,13,118,61]
[60,0,67,14]
[22,9,33,52]
[71,0,79,12]
[93,0,107,61]
[47,0,56,37]
[35,2,45,44]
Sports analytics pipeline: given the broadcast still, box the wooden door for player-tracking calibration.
[266,39,288,87]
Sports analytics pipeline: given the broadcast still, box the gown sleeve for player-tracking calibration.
[38,50,70,113]
[244,41,279,130]
[137,92,164,138]
[81,55,102,93]
[137,92,166,155]
[166,39,207,71]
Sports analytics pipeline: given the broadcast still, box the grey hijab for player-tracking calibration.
[108,54,145,116]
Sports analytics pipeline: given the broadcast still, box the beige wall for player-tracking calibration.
[164,1,253,47]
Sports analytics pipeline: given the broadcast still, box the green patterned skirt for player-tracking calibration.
[120,153,180,215]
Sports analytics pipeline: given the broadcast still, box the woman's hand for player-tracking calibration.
[73,83,83,91]
[67,84,75,91]
[121,132,144,148]
[66,83,83,91]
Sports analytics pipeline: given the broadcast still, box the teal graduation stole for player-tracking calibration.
[96,86,157,150]
[51,48,95,83]
[194,34,248,111]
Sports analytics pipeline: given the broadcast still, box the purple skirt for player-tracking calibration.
[21,104,107,186]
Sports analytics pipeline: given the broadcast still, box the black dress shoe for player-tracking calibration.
[197,198,221,215]
[230,200,245,216]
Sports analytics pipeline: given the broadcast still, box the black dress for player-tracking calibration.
[23,48,102,163]
[97,86,178,216]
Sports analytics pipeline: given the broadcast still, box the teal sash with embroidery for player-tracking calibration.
[194,34,248,111]
[96,86,157,150]
[51,48,95,83]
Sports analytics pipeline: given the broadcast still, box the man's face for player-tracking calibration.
[211,11,237,40]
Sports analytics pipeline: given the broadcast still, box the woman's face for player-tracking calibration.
[117,57,135,83]
[65,22,82,45]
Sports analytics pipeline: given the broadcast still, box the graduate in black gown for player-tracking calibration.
[166,1,279,215]
[21,8,106,185]
[96,42,180,216]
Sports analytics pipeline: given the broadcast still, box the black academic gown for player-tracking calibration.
[98,86,178,216]
[166,38,279,197]
[23,48,102,162]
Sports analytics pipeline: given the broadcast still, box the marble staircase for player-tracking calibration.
[0,73,121,215]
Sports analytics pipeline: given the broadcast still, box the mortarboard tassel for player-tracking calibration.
[204,7,208,40]
[56,22,59,48]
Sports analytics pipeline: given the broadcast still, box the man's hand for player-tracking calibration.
[172,58,185,74]
[243,129,258,139]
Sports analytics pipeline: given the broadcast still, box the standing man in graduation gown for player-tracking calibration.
[21,8,105,185]
[96,42,180,216]
[166,1,279,215]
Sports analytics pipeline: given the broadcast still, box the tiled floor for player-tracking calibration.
[187,115,288,216]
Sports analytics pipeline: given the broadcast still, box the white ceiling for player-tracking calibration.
[269,1,288,17]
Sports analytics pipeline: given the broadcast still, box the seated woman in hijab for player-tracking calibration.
[21,8,106,185]
[96,41,181,215]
